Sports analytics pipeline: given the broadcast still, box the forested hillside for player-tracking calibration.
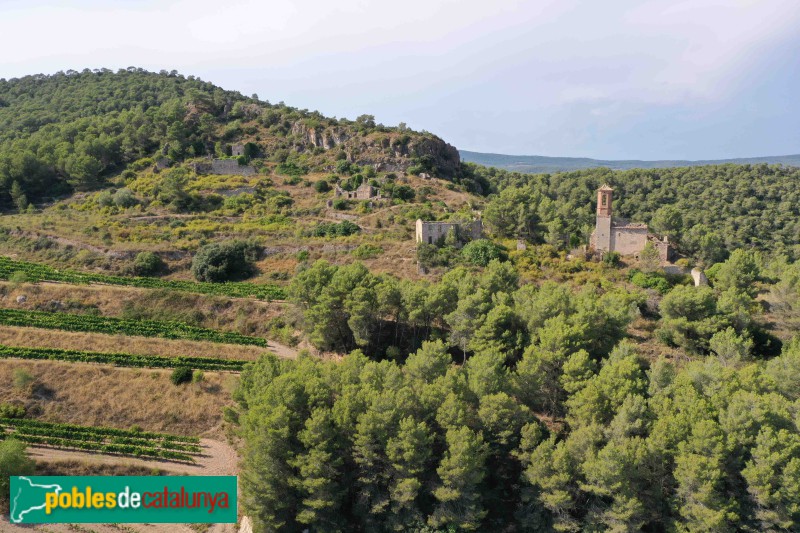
[0,69,474,207]
[1,68,800,532]
[471,163,800,261]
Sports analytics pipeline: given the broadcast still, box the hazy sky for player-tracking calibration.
[2,0,799,159]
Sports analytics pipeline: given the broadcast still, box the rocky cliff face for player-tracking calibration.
[290,121,351,150]
[289,120,461,178]
[409,136,461,178]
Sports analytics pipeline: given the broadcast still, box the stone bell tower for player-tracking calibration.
[594,184,613,251]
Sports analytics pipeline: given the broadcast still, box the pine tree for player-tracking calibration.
[429,426,489,531]
[10,181,27,213]
[582,436,654,531]
[741,427,800,530]
[673,419,739,531]
[241,405,300,531]
[639,241,661,273]
[289,408,345,532]
[385,416,434,530]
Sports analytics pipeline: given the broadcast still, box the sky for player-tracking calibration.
[1,0,799,160]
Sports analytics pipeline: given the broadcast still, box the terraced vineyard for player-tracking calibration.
[0,344,246,371]
[0,418,201,462]
[0,308,268,347]
[0,256,286,300]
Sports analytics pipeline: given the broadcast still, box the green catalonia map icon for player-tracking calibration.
[10,477,64,524]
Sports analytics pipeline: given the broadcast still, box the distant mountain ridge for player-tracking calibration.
[460,150,800,173]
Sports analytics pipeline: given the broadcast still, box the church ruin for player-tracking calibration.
[589,184,673,261]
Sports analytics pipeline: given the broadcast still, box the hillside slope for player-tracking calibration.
[0,68,477,206]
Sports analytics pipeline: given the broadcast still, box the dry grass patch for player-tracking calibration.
[0,281,286,338]
[0,360,236,436]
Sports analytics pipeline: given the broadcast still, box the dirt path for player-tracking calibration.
[25,438,239,476]
[264,338,297,359]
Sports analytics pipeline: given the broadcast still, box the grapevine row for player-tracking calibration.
[7,425,201,453]
[0,417,199,443]
[0,433,194,462]
[0,308,267,347]
[0,256,286,300]
[0,344,247,371]
[0,418,200,462]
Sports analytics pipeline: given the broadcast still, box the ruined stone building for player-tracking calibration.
[209,159,256,176]
[415,219,483,245]
[231,144,245,157]
[589,185,673,261]
[334,183,380,200]
[191,159,257,176]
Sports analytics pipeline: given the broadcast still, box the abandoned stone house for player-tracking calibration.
[415,219,483,245]
[589,184,673,261]
[334,183,381,200]
[231,144,245,157]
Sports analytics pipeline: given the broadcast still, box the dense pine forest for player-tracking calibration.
[471,163,800,260]
[0,70,799,532]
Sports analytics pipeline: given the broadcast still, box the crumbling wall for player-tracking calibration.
[415,219,482,245]
[210,159,256,176]
[611,226,648,255]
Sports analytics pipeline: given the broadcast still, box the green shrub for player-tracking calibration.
[705,262,723,282]
[392,185,415,201]
[0,439,35,514]
[130,158,155,172]
[113,188,138,208]
[629,270,671,294]
[191,240,259,282]
[12,368,34,390]
[335,160,351,174]
[314,180,331,193]
[192,370,205,383]
[223,406,239,425]
[97,191,114,207]
[276,162,306,177]
[602,251,621,267]
[170,367,193,385]
[352,244,384,259]
[309,221,361,238]
[0,402,26,419]
[461,239,506,267]
[8,271,28,287]
[132,252,165,276]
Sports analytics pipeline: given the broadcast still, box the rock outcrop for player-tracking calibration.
[291,121,351,149]
[289,121,460,178]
